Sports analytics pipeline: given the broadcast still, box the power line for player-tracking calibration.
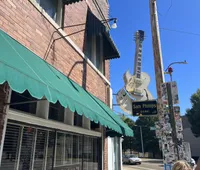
[165,0,172,17]
[160,27,200,36]
[157,0,172,18]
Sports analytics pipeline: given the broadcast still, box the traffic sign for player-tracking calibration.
[132,100,157,116]
[150,127,156,130]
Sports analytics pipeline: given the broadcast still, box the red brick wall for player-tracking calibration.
[104,130,108,170]
[0,0,110,102]
[63,0,110,82]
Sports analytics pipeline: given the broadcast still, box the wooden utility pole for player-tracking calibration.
[149,0,165,100]
[149,0,166,161]
[149,0,180,162]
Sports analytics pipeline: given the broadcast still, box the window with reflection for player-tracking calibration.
[10,90,37,114]
[48,102,64,122]
[65,133,73,165]
[74,112,82,127]
[56,132,65,166]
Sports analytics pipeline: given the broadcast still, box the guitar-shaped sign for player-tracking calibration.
[116,30,153,114]
[123,30,153,101]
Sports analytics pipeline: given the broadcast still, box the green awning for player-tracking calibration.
[0,29,133,137]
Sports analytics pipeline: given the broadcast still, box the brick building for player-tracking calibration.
[0,0,133,170]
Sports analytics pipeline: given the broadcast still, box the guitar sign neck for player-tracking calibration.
[134,30,145,79]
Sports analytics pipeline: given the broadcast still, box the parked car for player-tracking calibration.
[123,154,142,165]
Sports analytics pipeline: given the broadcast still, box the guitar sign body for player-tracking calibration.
[124,30,153,101]
[124,70,151,101]
[116,30,153,110]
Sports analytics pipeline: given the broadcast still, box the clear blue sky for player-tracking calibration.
[109,0,200,120]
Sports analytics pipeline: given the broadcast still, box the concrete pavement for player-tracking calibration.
[123,159,163,170]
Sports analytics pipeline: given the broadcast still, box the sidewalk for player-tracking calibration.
[141,158,163,164]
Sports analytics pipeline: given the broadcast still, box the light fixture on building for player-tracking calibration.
[102,18,117,29]
[111,18,117,29]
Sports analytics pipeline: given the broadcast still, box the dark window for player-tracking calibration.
[36,0,63,25]
[91,122,100,131]
[85,34,105,74]
[96,35,104,74]
[36,0,57,20]
[48,102,64,122]
[74,112,82,127]
[10,90,37,114]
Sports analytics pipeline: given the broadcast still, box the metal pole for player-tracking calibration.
[166,83,180,160]
[140,126,144,157]
[170,73,172,82]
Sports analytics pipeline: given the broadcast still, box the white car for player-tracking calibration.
[123,155,142,165]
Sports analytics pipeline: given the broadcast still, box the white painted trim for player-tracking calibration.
[120,137,123,170]
[29,0,111,86]
[107,137,113,170]
[8,109,101,137]
[109,87,113,109]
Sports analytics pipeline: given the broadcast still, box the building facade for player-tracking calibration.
[182,116,200,160]
[0,0,133,170]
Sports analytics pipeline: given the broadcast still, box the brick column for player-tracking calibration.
[0,83,11,164]
[103,128,108,170]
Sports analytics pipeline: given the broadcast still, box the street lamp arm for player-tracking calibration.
[165,60,187,72]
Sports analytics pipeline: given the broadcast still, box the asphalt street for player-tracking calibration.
[123,159,163,170]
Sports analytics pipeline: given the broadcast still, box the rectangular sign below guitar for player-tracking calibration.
[132,100,158,116]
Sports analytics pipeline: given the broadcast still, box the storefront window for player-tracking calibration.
[56,132,65,166]
[74,112,83,127]
[49,102,64,122]
[83,136,89,170]
[34,130,48,170]
[1,123,101,170]
[65,133,73,165]
[92,138,98,170]
[46,131,55,170]
[18,127,35,170]
[1,124,21,170]
[55,132,82,168]
[72,135,79,164]
[10,90,37,114]
[78,136,83,169]
[83,137,100,170]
